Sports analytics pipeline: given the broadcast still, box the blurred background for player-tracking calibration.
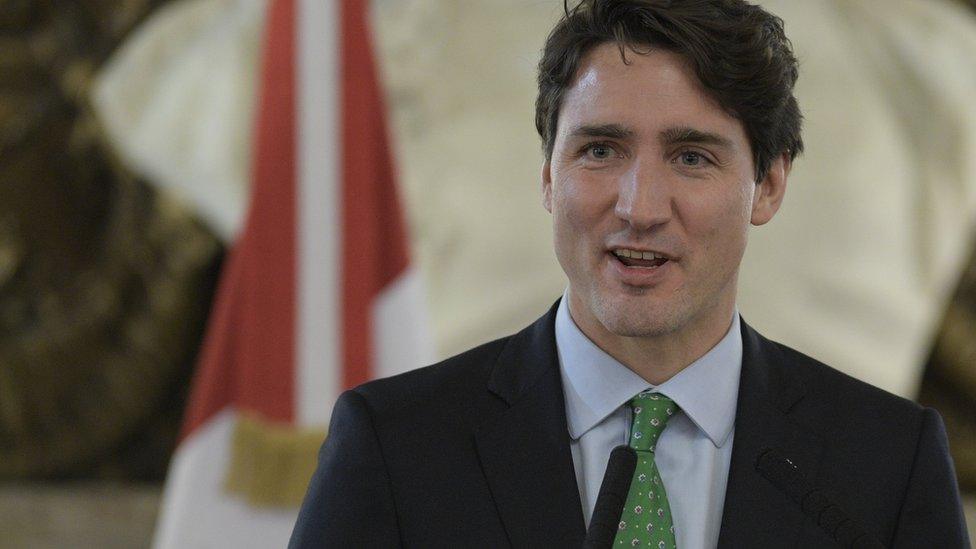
[1,0,975,546]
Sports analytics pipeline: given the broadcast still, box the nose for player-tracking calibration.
[614,161,672,230]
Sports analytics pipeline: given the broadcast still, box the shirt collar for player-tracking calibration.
[555,294,741,448]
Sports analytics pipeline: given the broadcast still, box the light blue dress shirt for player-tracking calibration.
[555,296,742,549]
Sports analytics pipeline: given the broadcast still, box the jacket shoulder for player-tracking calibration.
[761,336,933,469]
[347,334,512,422]
[770,339,923,419]
[761,337,967,546]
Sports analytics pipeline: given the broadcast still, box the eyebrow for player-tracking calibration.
[660,127,734,150]
[567,123,635,140]
[567,124,734,151]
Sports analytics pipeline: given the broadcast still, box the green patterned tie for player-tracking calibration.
[613,391,679,548]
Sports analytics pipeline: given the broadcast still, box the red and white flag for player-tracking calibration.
[153,0,430,546]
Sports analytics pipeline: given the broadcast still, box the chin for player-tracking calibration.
[592,292,691,338]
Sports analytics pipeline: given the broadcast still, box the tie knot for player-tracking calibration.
[628,391,677,452]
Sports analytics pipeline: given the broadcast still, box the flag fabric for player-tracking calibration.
[153,0,430,546]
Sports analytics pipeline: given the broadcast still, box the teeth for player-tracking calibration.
[613,249,666,260]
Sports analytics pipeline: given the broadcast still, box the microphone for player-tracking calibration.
[583,445,637,549]
[755,448,885,549]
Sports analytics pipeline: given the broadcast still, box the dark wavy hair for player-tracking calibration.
[535,0,803,181]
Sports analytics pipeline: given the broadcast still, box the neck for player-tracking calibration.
[568,295,736,385]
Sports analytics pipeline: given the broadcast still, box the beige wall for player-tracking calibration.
[94,0,976,395]
[371,0,976,397]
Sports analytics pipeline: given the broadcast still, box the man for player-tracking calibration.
[290,0,970,547]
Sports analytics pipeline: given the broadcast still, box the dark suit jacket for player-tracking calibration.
[290,302,970,548]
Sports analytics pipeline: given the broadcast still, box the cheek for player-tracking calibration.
[688,187,752,256]
[553,179,605,234]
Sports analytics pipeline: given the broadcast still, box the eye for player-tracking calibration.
[581,142,618,161]
[677,151,709,167]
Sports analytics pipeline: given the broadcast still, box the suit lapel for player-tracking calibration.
[472,307,824,547]
[717,320,824,547]
[474,303,587,548]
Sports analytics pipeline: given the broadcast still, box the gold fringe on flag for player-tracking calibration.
[224,413,327,508]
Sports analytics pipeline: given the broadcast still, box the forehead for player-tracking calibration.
[557,43,748,150]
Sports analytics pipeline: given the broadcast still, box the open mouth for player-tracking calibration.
[611,249,670,268]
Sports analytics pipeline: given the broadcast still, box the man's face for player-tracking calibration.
[543,43,786,346]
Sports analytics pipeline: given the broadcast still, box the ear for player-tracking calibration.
[751,153,790,226]
[541,160,553,213]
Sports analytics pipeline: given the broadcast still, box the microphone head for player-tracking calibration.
[583,445,638,549]
[755,447,812,504]
[755,448,885,549]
